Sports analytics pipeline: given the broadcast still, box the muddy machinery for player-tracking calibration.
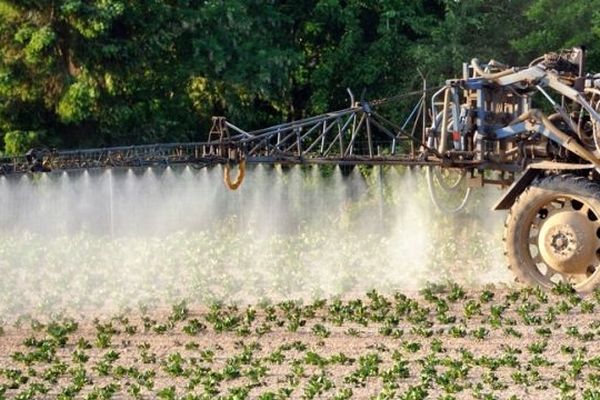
[4,47,600,292]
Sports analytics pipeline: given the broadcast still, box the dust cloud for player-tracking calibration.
[0,165,512,319]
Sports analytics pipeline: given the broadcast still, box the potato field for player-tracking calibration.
[3,283,600,399]
[0,167,586,400]
[5,0,600,398]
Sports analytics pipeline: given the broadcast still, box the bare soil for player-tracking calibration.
[1,287,600,399]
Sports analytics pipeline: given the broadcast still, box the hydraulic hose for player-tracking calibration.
[584,88,600,155]
[224,158,246,190]
[471,58,516,80]
[512,109,600,167]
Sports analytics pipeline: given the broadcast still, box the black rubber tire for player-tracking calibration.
[504,174,600,293]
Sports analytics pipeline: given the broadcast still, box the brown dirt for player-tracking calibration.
[1,287,600,399]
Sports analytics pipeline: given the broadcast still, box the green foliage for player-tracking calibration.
[513,0,600,64]
[4,1,600,152]
[3,130,44,155]
[22,26,56,64]
[57,75,98,124]
[5,286,600,398]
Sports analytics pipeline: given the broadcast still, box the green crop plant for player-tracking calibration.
[552,374,576,396]
[479,290,494,303]
[527,340,548,355]
[310,323,330,339]
[381,358,410,382]
[124,324,138,335]
[243,362,268,386]
[333,387,353,400]
[568,353,587,379]
[94,333,112,349]
[46,320,78,347]
[16,382,49,399]
[303,372,334,398]
[429,338,445,353]
[411,326,434,338]
[157,386,177,400]
[182,319,206,336]
[330,352,354,365]
[222,359,242,380]
[463,299,482,318]
[402,341,422,353]
[398,385,428,400]
[529,355,553,367]
[139,349,157,365]
[152,323,169,334]
[449,324,467,338]
[503,327,523,338]
[304,351,328,367]
[93,359,112,377]
[344,353,381,386]
[447,283,466,302]
[69,365,91,390]
[345,328,361,337]
[169,301,189,323]
[472,327,489,340]
[206,305,243,333]
[72,348,89,364]
[557,300,574,314]
[163,352,187,377]
[535,327,552,337]
[4,286,600,398]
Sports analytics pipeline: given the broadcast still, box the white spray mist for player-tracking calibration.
[0,165,511,318]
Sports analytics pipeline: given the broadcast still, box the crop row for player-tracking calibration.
[0,219,505,320]
[2,283,600,399]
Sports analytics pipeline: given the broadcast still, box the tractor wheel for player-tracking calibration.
[504,174,600,293]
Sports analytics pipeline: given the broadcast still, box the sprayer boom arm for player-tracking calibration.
[0,89,448,174]
[4,47,600,184]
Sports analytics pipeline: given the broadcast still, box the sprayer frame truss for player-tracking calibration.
[0,89,440,174]
[0,87,508,175]
[3,48,600,181]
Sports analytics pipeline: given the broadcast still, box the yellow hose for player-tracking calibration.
[224,159,246,190]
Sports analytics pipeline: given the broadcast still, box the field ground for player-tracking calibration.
[2,284,600,399]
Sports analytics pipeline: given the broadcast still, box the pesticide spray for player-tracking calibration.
[0,166,511,319]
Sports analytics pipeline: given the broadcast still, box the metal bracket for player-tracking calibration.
[493,161,595,210]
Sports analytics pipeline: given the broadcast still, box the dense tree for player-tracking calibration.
[0,0,204,151]
[188,1,301,129]
[512,0,600,70]
[287,0,437,113]
[2,0,600,154]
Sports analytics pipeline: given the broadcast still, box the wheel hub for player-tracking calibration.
[538,210,596,273]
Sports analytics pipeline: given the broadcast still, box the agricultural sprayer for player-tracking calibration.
[4,47,600,293]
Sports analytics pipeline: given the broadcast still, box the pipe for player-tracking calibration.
[471,58,516,80]
[488,59,509,69]
[584,88,600,154]
[439,87,450,153]
[528,56,545,67]
[346,88,355,107]
[535,85,581,138]
[513,109,600,167]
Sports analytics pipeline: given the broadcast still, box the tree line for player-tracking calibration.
[0,0,598,154]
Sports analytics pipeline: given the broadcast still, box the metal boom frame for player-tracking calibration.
[0,87,472,175]
[4,48,600,184]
